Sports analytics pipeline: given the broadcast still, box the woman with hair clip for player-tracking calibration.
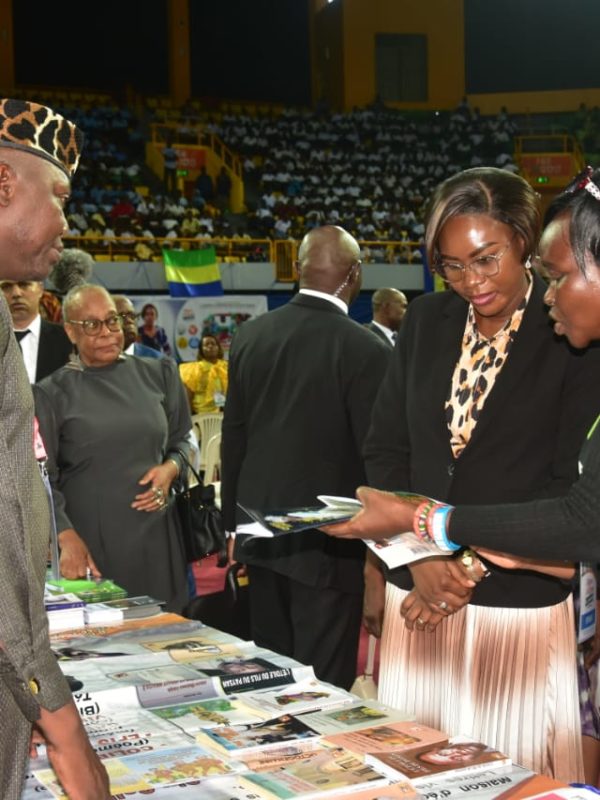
[354,167,600,782]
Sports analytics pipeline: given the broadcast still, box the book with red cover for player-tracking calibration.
[366,738,511,786]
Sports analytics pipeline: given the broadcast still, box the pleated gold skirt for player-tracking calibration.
[378,584,584,783]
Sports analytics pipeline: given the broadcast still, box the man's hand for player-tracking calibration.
[58,529,101,580]
[35,702,110,799]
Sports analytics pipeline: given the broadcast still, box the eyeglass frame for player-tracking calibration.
[65,315,123,337]
[118,311,141,323]
[433,234,516,284]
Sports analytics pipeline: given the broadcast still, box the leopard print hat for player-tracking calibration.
[0,98,83,178]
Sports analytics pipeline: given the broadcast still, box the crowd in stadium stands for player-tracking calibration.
[56,97,522,262]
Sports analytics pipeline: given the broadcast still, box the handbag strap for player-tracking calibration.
[173,447,203,488]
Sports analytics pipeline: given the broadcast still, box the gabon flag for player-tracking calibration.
[163,246,223,297]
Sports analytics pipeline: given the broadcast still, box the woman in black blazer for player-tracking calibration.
[360,168,600,782]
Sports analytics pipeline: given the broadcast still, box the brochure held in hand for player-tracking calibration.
[237,493,450,569]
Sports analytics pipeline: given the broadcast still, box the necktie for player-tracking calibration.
[391,332,397,344]
[14,329,30,343]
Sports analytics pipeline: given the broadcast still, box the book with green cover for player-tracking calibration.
[45,577,128,604]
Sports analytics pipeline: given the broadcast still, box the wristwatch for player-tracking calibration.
[459,548,490,581]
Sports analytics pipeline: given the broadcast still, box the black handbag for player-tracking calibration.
[172,449,227,562]
[182,563,251,640]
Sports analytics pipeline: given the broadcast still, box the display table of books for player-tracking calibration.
[22,609,587,800]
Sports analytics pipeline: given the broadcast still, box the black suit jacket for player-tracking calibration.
[223,293,391,593]
[364,321,394,348]
[36,320,72,382]
[364,273,600,606]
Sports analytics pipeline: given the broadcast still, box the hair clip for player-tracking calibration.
[565,165,600,201]
[584,180,600,202]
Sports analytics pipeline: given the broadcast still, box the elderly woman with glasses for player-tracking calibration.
[33,284,192,612]
[357,167,600,781]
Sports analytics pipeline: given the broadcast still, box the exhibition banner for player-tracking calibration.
[131,295,268,363]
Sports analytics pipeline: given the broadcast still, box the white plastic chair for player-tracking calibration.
[203,432,222,485]
[191,412,223,471]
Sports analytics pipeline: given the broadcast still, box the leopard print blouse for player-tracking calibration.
[445,277,533,459]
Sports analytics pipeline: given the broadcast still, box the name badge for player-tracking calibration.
[578,562,597,645]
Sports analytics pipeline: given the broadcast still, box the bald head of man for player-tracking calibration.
[371,287,408,332]
[295,225,362,306]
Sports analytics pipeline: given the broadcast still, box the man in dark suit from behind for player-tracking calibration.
[1,279,72,382]
[222,225,391,690]
[365,287,408,347]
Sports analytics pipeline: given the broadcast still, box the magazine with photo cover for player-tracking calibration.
[244,677,355,717]
[194,712,322,759]
[236,493,451,569]
[299,699,414,736]
[365,738,511,786]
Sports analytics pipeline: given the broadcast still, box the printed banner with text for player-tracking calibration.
[132,295,268,363]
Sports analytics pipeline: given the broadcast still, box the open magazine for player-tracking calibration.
[237,494,452,569]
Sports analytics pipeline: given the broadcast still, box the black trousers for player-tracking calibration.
[246,564,363,691]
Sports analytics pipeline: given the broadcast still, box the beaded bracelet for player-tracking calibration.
[428,504,461,552]
[413,500,436,541]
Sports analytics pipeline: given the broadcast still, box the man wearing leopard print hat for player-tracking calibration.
[0,99,109,798]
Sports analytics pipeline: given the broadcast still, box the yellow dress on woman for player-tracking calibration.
[179,359,229,414]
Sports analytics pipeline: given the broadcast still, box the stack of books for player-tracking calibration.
[43,591,85,632]
[84,595,164,625]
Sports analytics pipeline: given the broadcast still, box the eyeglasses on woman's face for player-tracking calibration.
[434,235,515,284]
[66,315,123,336]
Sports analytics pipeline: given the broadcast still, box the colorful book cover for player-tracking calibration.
[34,745,235,797]
[243,745,391,799]
[150,696,269,734]
[323,720,448,756]
[45,577,127,603]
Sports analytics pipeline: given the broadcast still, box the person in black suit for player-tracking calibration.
[0,279,72,382]
[222,225,391,690]
[365,287,408,347]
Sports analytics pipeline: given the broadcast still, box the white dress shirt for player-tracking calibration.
[371,319,396,345]
[14,313,41,384]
